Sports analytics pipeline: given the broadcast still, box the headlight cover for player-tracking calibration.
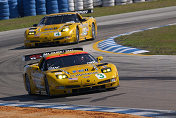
[101,67,112,73]
[28,31,36,35]
[56,74,68,79]
[61,27,69,32]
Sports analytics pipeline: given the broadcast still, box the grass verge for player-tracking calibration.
[0,0,176,32]
[114,25,176,55]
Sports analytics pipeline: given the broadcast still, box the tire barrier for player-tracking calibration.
[83,0,93,10]
[8,0,19,18]
[133,0,145,3]
[23,0,36,16]
[36,0,46,15]
[93,0,102,7]
[0,0,150,20]
[127,0,133,4]
[68,0,74,11]
[115,0,127,5]
[46,0,59,14]
[102,0,115,7]
[0,0,9,20]
[17,0,24,17]
[74,0,84,11]
[58,0,69,13]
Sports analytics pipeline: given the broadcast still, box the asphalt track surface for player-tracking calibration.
[0,6,176,111]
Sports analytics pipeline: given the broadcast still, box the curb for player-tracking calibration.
[0,102,176,117]
[94,23,176,55]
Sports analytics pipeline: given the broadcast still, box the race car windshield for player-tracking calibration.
[39,14,78,25]
[46,54,97,70]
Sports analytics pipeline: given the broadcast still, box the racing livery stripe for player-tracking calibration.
[0,102,176,117]
[46,52,88,60]
[95,23,176,54]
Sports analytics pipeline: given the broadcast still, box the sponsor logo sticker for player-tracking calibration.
[95,73,106,79]
[54,32,61,37]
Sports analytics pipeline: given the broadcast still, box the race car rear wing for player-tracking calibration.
[22,48,83,61]
[75,9,93,14]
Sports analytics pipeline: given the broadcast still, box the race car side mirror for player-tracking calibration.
[97,56,103,63]
[33,24,38,27]
[81,19,87,22]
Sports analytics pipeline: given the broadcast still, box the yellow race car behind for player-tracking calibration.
[23,48,119,96]
[24,11,97,48]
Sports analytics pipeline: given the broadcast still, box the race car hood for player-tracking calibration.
[38,23,73,32]
[48,63,103,77]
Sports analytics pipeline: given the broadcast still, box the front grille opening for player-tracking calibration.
[65,85,80,89]
[98,79,110,84]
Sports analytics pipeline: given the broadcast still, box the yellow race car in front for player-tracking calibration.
[24,12,97,48]
[23,48,119,96]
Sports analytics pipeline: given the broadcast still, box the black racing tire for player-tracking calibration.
[44,77,51,96]
[25,74,32,95]
[75,27,80,44]
[91,23,96,40]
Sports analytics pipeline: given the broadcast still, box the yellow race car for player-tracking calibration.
[24,11,97,48]
[23,48,119,96]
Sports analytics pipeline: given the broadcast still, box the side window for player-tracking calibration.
[75,14,81,23]
[39,58,47,71]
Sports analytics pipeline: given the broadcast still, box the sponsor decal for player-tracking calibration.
[30,54,42,60]
[83,76,90,78]
[72,69,85,73]
[45,27,58,31]
[55,72,63,75]
[69,78,78,80]
[70,72,98,77]
[68,80,78,83]
[54,32,61,37]
[95,73,106,79]
[72,69,87,73]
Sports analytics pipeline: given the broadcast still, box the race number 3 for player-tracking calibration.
[95,73,106,79]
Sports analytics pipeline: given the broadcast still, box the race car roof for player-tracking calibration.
[46,12,77,17]
[45,51,88,60]
[23,48,84,61]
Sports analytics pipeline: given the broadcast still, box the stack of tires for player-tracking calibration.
[133,0,145,3]
[36,0,46,15]
[8,0,19,18]
[58,0,69,13]
[102,0,115,7]
[23,0,36,16]
[46,0,59,14]
[17,0,23,17]
[93,0,102,7]
[83,0,93,10]
[0,0,9,20]
[115,0,127,5]
[74,0,83,11]
[127,0,133,4]
[68,0,74,11]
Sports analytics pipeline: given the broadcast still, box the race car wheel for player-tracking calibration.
[91,23,96,40]
[75,28,80,44]
[44,77,51,96]
[25,74,32,95]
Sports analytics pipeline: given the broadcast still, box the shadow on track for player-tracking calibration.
[120,77,176,80]
[10,40,93,50]
[0,88,119,103]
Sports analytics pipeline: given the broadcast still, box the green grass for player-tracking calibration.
[0,0,176,32]
[115,25,176,55]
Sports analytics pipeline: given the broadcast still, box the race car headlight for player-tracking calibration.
[101,67,112,73]
[56,74,68,79]
[61,27,69,32]
[28,31,36,35]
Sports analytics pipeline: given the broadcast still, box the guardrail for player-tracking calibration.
[0,0,148,20]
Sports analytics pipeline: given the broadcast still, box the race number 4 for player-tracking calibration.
[95,73,106,79]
